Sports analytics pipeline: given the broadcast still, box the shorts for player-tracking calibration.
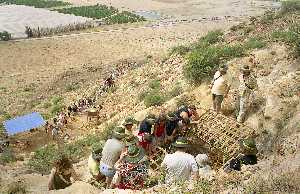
[100,163,116,177]
[212,94,224,105]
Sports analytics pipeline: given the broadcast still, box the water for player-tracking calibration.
[133,10,161,20]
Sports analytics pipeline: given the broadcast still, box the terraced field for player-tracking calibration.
[0,5,92,38]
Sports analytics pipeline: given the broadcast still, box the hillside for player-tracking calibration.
[0,1,299,194]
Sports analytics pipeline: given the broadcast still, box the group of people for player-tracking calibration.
[47,61,260,191]
[210,62,258,123]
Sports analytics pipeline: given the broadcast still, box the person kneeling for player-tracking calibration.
[48,156,80,190]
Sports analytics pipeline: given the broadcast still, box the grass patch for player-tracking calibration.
[0,0,70,8]
[65,82,80,92]
[55,5,117,19]
[144,91,165,107]
[105,11,145,24]
[148,79,161,90]
[55,5,145,24]
[271,27,300,57]
[244,37,266,49]
[280,0,300,14]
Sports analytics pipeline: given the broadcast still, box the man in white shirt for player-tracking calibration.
[100,127,126,187]
[161,137,198,185]
[211,65,231,112]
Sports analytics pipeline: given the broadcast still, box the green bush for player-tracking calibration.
[244,38,266,49]
[280,0,300,14]
[199,30,224,45]
[0,0,70,8]
[219,44,245,59]
[52,96,63,105]
[0,31,11,41]
[170,45,190,56]
[184,46,221,83]
[144,91,165,107]
[50,103,64,115]
[27,144,60,174]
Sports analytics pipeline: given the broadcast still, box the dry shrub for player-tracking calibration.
[245,167,300,193]
[4,180,27,194]
[25,22,95,38]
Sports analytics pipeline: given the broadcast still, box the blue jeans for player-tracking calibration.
[99,163,116,177]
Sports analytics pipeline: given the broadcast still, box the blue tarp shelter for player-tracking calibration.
[3,112,46,135]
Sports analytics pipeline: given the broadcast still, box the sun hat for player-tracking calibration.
[239,138,258,155]
[146,114,156,123]
[112,126,126,139]
[124,134,139,146]
[123,117,137,126]
[123,145,145,164]
[241,65,251,74]
[167,112,178,121]
[172,137,190,148]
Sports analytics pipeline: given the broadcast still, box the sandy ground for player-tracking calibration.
[0,5,91,38]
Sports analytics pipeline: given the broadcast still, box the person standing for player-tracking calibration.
[211,64,231,113]
[100,127,126,188]
[161,137,198,185]
[237,65,258,123]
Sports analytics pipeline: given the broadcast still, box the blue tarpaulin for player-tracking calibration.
[3,112,45,135]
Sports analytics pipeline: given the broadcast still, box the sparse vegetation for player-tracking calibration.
[0,31,11,41]
[170,45,190,56]
[138,79,167,107]
[144,91,165,107]
[167,83,183,98]
[0,0,70,8]
[244,37,266,49]
[105,11,145,24]
[280,0,300,14]
[28,127,111,174]
[4,181,27,194]
[245,168,300,193]
[0,148,17,165]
